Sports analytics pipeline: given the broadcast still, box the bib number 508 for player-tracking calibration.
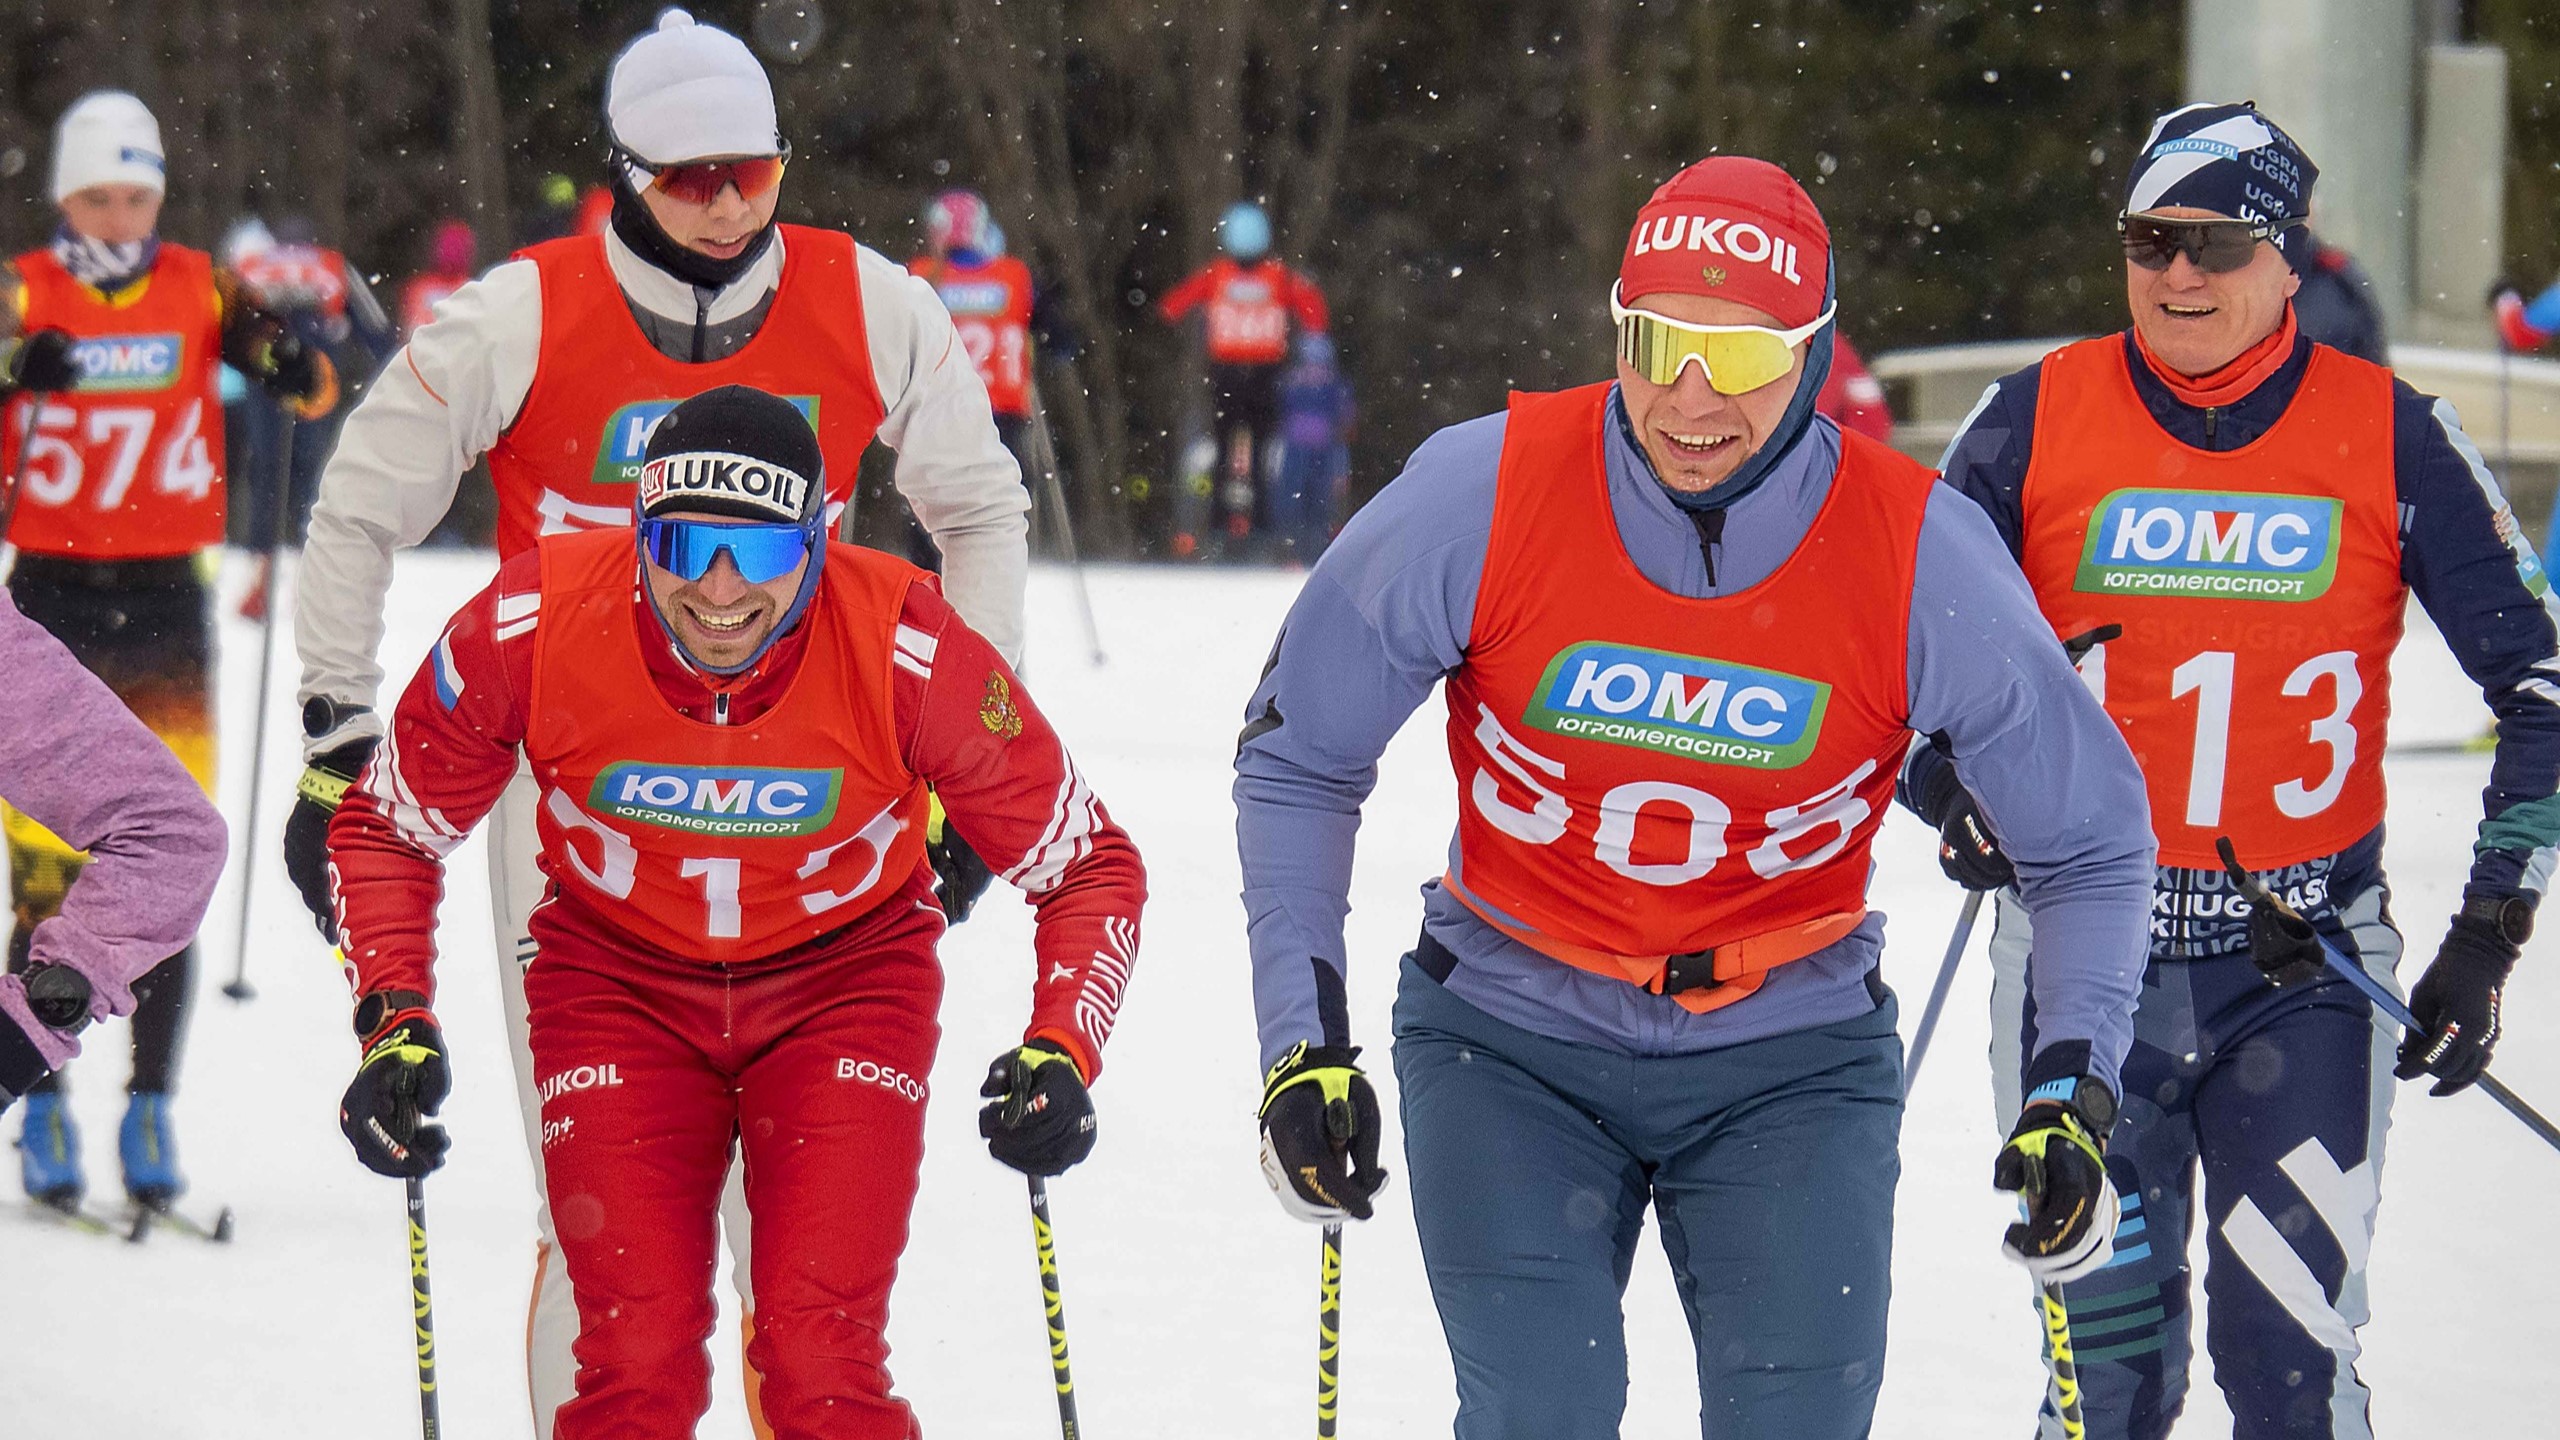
[1468,704,1871,888]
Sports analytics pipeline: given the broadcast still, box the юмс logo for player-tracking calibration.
[591,395,821,486]
[2075,488,2342,602]
[70,333,183,392]
[588,763,844,837]
[1525,641,1829,769]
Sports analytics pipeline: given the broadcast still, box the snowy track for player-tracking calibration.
[3,551,2552,1436]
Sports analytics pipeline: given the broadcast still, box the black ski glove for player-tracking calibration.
[2395,907,2525,1095]
[1993,1075,2118,1283]
[928,799,995,925]
[5,327,78,394]
[285,736,378,944]
[979,1039,1096,1175]
[340,992,450,1179]
[1258,1042,1388,1223]
[1920,761,2014,892]
[2245,885,2329,987]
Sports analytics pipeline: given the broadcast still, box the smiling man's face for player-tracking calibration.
[2125,205,2301,378]
[641,516,806,670]
[1612,292,1808,494]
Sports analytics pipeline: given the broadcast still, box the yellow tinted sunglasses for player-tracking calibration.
[1610,282,1835,395]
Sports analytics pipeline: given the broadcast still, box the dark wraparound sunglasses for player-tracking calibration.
[612,142,793,206]
[2118,214,2304,274]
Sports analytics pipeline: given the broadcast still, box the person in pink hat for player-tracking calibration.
[1233,155,2155,1437]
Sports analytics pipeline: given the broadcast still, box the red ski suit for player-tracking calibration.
[330,534,1145,1439]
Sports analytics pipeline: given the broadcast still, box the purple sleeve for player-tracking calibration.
[1904,485,2154,1097]
[0,592,227,1077]
[1233,414,1501,1062]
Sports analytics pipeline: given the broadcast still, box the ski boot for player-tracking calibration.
[17,1091,84,1211]
[120,1092,184,1210]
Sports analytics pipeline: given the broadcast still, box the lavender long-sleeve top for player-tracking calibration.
[1233,390,2155,1097]
[0,589,226,1078]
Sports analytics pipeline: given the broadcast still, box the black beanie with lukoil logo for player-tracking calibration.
[637,384,825,529]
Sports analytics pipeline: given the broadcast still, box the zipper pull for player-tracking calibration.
[2204,405,2219,446]
[715,691,730,725]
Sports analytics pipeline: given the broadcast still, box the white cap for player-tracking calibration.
[51,91,166,203]
[606,9,780,165]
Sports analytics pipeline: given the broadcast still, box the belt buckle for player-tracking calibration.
[1659,947,1723,996]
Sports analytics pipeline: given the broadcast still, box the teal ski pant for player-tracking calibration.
[1391,954,1905,1440]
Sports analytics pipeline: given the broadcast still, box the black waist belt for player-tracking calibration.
[8,553,203,591]
[1413,927,1461,983]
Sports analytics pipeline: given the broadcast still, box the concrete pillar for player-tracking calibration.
[2185,0,2418,331]
[2410,44,2507,347]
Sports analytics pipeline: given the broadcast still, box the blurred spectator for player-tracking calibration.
[228,215,398,617]
[2289,228,2387,364]
[1816,333,1894,442]
[1270,331,1353,565]
[397,220,478,339]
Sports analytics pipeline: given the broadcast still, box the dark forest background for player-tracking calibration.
[2,0,2554,554]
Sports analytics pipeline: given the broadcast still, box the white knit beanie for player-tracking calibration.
[51,91,166,203]
[606,9,781,164]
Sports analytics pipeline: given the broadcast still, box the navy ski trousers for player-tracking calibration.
[1990,885,2401,1440]
[1391,952,1904,1440]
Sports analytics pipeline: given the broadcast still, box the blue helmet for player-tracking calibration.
[1220,201,1271,261]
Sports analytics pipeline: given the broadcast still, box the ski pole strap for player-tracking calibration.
[298,766,354,808]
[1443,875,1864,1014]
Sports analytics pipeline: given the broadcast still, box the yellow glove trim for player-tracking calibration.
[1259,1041,1359,1116]
[298,765,354,809]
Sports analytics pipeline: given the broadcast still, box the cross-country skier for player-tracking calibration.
[328,385,1143,1440]
[905,187,1077,487]
[1917,101,2560,1439]
[229,214,398,617]
[0,363,226,1125]
[1157,201,1328,555]
[0,89,335,1215]
[1234,155,2155,1439]
[279,11,1030,1434]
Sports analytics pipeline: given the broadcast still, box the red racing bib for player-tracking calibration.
[488,226,885,558]
[525,528,931,962]
[909,253,1034,417]
[2017,337,2406,869]
[4,245,225,559]
[1443,385,1930,1011]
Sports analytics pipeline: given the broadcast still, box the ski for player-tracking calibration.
[19,1196,136,1239]
[130,1199,237,1244]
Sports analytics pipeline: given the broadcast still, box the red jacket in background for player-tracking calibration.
[1158,257,1329,366]
[1816,334,1894,443]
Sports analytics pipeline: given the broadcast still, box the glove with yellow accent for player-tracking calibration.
[1992,1075,2119,1283]
[340,991,451,1179]
[1258,1042,1388,1223]
[926,794,994,925]
[264,333,340,420]
[978,1039,1096,1175]
[284,736,377,943]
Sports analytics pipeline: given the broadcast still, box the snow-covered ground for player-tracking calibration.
[4,550,2554,1438]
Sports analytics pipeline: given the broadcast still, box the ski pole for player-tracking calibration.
[2216,837,2560,1153]
[1028,386,1106,666]
[1905,889,1986,1089]
[223,402,296,1002]
[1028,1175,1081,1439]
[1317,1223,1344,1439]
[408,1175,442,1440]
[2038,1280,2087,1440]
[2,391,52,543]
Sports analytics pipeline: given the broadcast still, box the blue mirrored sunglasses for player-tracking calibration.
[639,517,812,585]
